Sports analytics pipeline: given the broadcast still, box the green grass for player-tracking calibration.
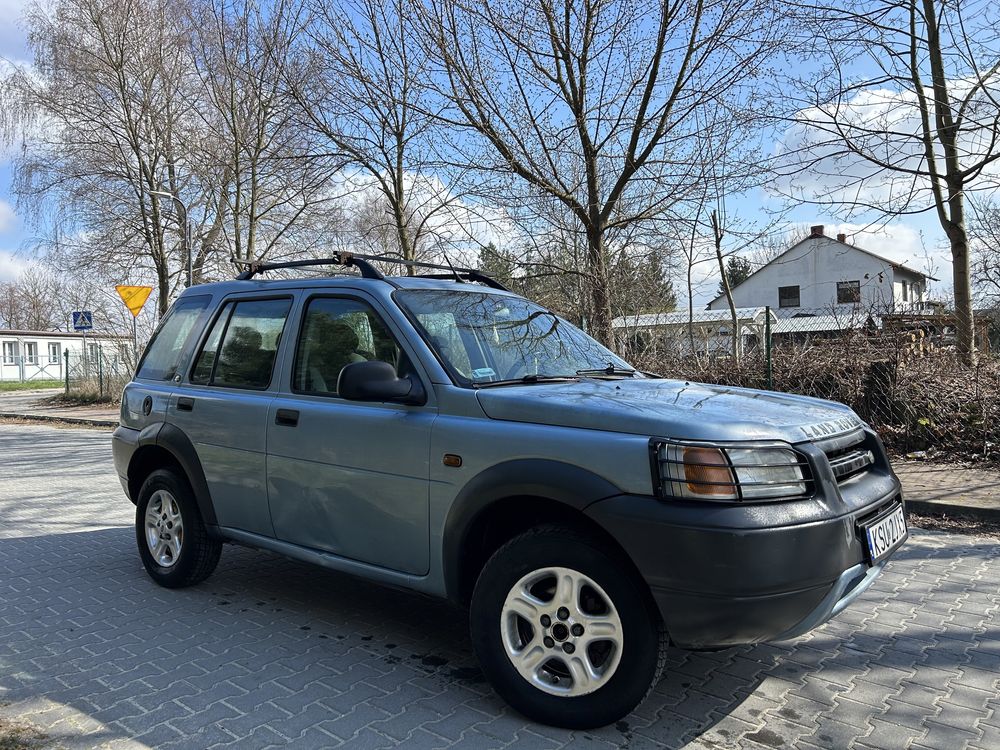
[0,380,63,392]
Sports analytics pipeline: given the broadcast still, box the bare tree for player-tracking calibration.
[419,0,783,346]
[971,198,1000,308]
[0,0,211,316]
[289,0,471,270]
[779,0,1000,364]
[186,0,339,270]
[0,266,60,330]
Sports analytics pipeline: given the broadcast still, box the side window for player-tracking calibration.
[191,298,291,390]
[190,302,232,384]
[293,297,408,395]
[137,295,212,380]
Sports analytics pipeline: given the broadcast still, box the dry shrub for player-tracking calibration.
[634,331,1000,462]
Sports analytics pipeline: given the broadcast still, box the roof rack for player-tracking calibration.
[231,252,509,291]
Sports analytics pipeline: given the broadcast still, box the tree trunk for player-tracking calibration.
[586,226,613,348]
[948,225,976,365]
[711,210,740,362]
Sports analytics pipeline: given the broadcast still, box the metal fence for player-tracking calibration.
[63,348,135,400]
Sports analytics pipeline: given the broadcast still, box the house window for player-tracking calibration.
[87,342,100,360]
[24,342,38,364]
[48,342,61,363]
[837,281,861,304]
[778,285,800,308]
[901,281,909,302]
[2,342,16,364]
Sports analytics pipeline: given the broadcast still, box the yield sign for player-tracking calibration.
[116,285,153,318]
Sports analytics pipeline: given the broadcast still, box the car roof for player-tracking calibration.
[180,274,520,298]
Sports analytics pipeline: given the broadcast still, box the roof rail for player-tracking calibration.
[231,252,509,291]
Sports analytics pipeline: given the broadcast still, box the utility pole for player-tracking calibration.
[149,188,193,287]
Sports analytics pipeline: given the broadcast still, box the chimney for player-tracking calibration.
[810,225,824,238]
[836,232,847,243]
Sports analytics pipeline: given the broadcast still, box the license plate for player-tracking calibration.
[862,503,907,561]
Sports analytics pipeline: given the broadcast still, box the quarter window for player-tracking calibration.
[191,298,291,389]
[778,285,800,309]
[293,297,408,395]
[837,281,861,304]
[137,295,212,380]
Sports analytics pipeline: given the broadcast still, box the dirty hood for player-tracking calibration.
[475,378,862,444]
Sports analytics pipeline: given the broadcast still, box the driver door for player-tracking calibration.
[266,294,435,575]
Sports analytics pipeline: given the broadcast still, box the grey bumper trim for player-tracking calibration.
[771,561,884,642]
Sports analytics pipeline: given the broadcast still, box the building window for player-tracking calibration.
[24,342,38,364]
[87,342,100,360]
[2,342,16,364]
[837,281,861,304]
[48,342,61,363]
[778,285,800,308]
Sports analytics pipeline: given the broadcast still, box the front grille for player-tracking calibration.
[814,427,874,483]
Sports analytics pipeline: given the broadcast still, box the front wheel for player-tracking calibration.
[470,525,668,729]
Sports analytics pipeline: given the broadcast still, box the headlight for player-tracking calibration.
[653,440,809,502]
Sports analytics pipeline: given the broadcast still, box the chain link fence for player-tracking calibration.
[63,347,135,401]
[619,305,999,461]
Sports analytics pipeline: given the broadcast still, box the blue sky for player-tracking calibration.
[0,0,954,306]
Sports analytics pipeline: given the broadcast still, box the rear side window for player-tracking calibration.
[191,298,291,389]
[137,295,211,381]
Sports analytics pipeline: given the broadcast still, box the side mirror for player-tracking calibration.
[337,360,425,405]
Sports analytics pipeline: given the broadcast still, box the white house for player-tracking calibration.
[0,329,129,382]
[708,226,935,316]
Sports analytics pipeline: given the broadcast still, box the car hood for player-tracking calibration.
[475,378,862,444]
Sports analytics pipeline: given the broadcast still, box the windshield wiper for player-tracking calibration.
[575,365,639,377]
[475,374,580,388]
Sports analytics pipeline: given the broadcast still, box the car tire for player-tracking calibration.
[470,524,668,729]
[135,468,222,588]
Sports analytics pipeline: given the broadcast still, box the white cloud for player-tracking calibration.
[0,249,28,281]
[772,82,1000,211]
[0,199,17,233]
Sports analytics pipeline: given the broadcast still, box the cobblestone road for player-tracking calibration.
[1,424,998,749]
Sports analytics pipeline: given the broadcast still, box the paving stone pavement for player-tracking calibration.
[1,424,999,750]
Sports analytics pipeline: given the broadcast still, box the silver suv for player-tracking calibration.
[112,254,907,728]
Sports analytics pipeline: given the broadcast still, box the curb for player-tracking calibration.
[905,499,1000,523]
[0,412,118,428]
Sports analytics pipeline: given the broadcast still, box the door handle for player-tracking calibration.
[177,397,194,412]
[275,408,299,427]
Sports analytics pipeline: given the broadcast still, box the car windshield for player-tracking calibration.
[395,289,638,386]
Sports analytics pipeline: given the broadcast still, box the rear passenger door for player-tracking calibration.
[266,293,435,575]
[169,295,293,538]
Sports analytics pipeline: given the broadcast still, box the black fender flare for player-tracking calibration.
[441,458,621,600]
[130,421,218,528]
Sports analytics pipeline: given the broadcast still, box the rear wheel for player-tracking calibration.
[135,468,221,588]
[470,525,668,729]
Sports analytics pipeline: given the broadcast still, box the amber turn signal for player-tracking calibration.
[682,446,735,497]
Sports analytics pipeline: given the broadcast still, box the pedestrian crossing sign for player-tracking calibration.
[72,311,93,331]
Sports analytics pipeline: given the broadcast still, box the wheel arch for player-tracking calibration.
[127,423,218,529]
[442,459,642,606]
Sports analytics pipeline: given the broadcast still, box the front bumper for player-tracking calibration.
[584,475,903,649]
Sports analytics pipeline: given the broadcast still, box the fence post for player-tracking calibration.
[98,344,104,399]
[765,305,773,390]
[64,349,70,394]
